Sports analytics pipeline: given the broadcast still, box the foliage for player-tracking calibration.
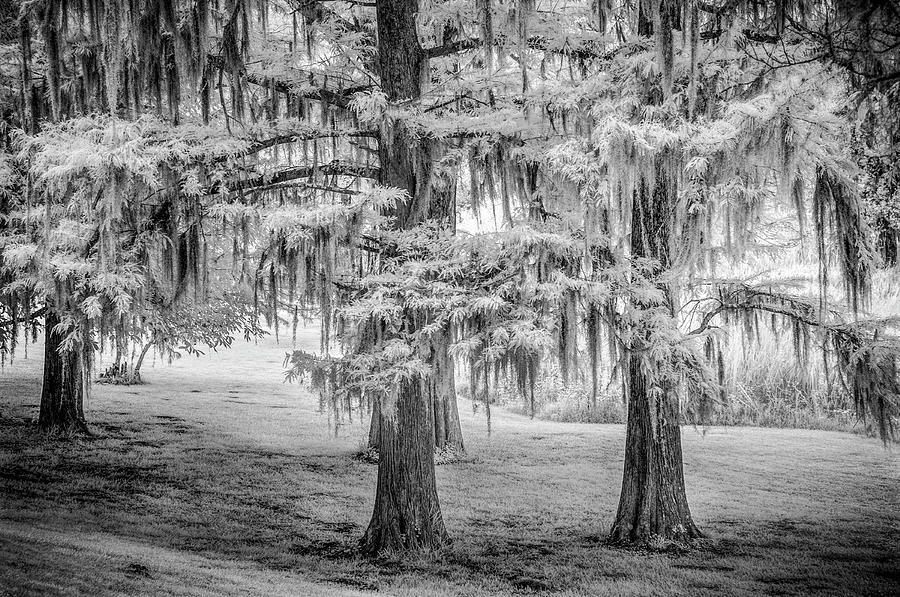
[496,366,626,424]
[98,290,267,384]
[1,0,898,443]
[682,324,888,436]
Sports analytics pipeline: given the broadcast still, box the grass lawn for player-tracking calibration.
[1,331,898,596]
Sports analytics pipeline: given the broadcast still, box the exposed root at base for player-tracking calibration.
[96,373,143,385]
[434,444,466,464]
[607,528,706,553]
[38,420,93,438]
[353,444,467,466]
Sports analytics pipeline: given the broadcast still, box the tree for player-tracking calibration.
[3,0,896,556]
[98,291,265,384]
[598,0,899,544]
[280,0,899,550]
[1,0,221,432]
[600,0,703,544]
[321,0,456,552]
[38,311,90,432]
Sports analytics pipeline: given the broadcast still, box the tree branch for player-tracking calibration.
[208,55,370,109]
[219,128,379,161]
[696,0,741,16]
[221,160,379,195]
[425,38,482,60]
[424,35,614,62]
[224,180,361,201]
[686,285,842,337]
[700,28,783,43]
[0,306,47,328]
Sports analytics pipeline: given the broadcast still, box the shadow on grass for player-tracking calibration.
[1,416,898,596]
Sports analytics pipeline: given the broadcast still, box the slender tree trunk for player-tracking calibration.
[434,392,465,452]
[361,0,451,554]
[39,311,89,434]
[368,398,381,450]
[433,389,446,447]
[433,341,464,453]
[113,336,124,371]
[131,341,153,382]
[877,220,898,267]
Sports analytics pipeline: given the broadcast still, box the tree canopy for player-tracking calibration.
[1,0,897,550]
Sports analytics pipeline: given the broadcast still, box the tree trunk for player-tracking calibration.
[131,340,153,383]
[609,353,701,545]
[433,342,464,453]
[360,377,450,554]
[434,392,464,452]
[361,0,451,554]
[369,385,464,454]
[428,332,467,453]
[368,398,381,450]
[609,158,701,545]
[608,0,701,545]
[38,311,89,434]
[877,220,898,267]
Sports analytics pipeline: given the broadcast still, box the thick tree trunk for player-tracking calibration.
[360,377,450,554]
[368,385,464,454]
[609,354,701,545]
[38,311,89,434]
[361,0,451,554]
[610,158,701,545]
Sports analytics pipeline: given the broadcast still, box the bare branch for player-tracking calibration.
[208,55,370,109]
[0,306,47,328]
[424,35,616,62]
[220,128,379,161]
[221,160,380,195]
[696,0,741,16]
[425,38,482,60]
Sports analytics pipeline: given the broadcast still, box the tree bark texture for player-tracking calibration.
[360,376,450,554]
[38,311,89,434]
[609,352,701,544]
[361,0,452,554]
[368,339,464,453]
[431,337,464,452]
[610,161,701,545]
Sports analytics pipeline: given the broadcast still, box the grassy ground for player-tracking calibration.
[1,332,898,596]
